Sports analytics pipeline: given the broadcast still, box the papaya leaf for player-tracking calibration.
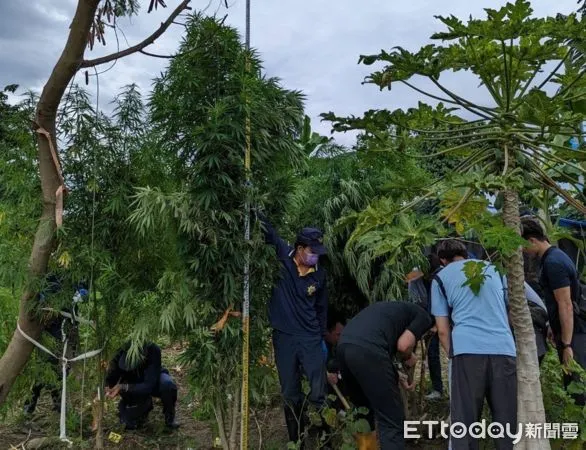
[462,260,490,295]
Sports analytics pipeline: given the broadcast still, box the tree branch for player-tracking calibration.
[401,122,494,135]
[428,77,498,119]
[520,148,583,187]
[418,130,501,142]
[553,69,586,101]
[80,0,191,68]
[442,188,474,224]
[535,51,571,92]
[410,137,498,158]
[518,138,585,174]
[139,49,174,59]
[501,40,511,110]
[515,65,541,103]
[465,36,503,106]
[525,159,586,215]
[400,80,460,106]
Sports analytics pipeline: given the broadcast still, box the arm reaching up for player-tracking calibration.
[255,211,290,258]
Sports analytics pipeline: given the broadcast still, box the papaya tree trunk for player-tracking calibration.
[502,188,550,450]
[0,0,101,406]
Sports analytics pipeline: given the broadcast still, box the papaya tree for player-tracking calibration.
[0,0,195,405]
[324,2,586,448]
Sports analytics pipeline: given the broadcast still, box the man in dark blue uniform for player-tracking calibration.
[105,342,179,430]
[257,212,328,445]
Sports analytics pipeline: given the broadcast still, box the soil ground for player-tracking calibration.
[0,343,459,449]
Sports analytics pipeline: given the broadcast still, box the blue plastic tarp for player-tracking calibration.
[558,218,586,229]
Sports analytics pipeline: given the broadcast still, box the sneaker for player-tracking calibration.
[425,390,442,400]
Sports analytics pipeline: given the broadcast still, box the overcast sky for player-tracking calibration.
[0,0,581,146]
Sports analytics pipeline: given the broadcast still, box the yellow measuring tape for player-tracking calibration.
[240,1,252,448]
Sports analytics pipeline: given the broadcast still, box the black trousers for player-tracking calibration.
[450,354,517,450]
[427,333,443,394]
[272,331,327,443]
[25,356,68,413]
[119,372,177,427]
[557,332,586,407]
[338,343,405,450]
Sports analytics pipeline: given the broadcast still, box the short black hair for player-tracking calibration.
[326,310,345,331]
[436,239,468,262]
[521,218,548,242]
[426,253,442,276]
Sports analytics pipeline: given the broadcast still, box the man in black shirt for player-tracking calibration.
[105,342,179,430]
[337,301,433,449]
[522,218,586,405]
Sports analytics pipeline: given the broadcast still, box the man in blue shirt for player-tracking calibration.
[431,239,517,450]
[258,213,328,446]
[521,218,586,406]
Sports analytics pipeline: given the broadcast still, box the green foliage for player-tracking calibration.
[0,87,39,290]
[287,402,372,450]
[540,349,586,444]
[461,260,491,295]
[342,203,445,301]
[126,14,307,435]
[321,0,586,303]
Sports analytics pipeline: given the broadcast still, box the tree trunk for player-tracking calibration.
[502,189,550,450]
[229,384,241,450]
[214,395,230,450]
[0,0,101,405]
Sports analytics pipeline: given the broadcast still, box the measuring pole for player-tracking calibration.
[240,0,252,448]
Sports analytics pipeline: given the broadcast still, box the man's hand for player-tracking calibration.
[327,372,338,385]
[398,372,415,391]
[105,384,122,399]
[547,327,554,347]
[562,346,574,367]
[404,353,418,368]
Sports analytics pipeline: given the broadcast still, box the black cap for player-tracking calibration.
[296,227,327,255]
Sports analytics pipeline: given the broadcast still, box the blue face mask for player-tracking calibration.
[302,252,319,267]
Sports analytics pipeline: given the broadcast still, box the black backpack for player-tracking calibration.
[576,281,586,321]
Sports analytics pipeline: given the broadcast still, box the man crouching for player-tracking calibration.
[105,341,179,430]
[337,301,433,449]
